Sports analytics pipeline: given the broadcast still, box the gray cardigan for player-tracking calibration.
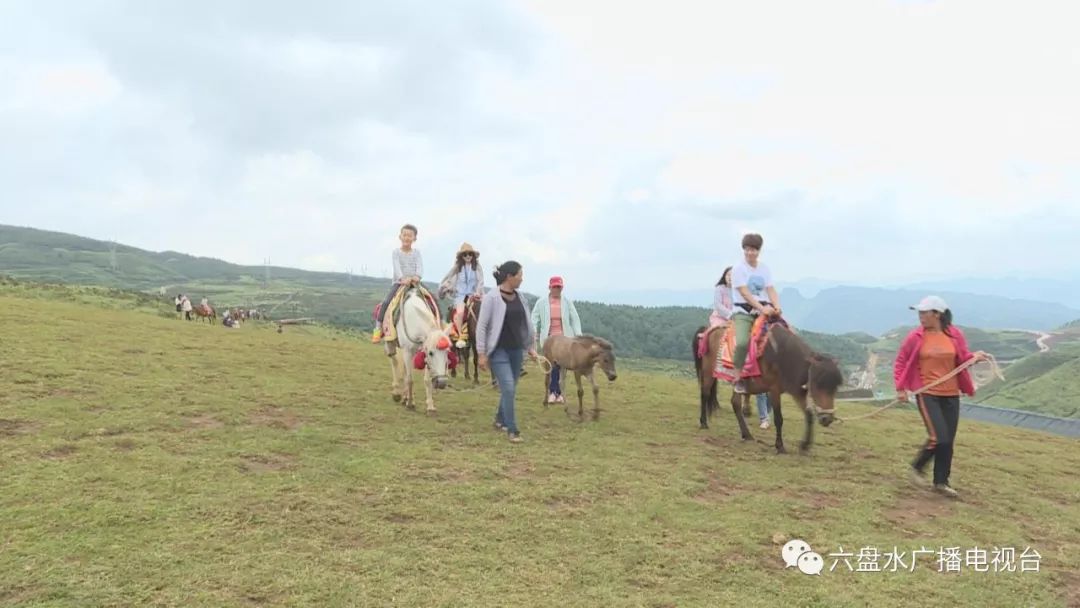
[476,288,536,356]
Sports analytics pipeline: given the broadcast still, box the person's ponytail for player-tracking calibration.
[492,260,522,285]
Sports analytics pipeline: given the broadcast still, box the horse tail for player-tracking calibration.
[692,326,707,376]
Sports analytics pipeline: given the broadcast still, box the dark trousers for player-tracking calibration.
[548,364,561,395]
[378,284,403,325]
[912,394,961,486]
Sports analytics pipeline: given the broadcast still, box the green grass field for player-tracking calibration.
[2,285,1078,607]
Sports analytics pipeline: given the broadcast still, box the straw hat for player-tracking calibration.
[456,242,479,258]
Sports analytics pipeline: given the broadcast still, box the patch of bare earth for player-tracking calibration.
[883,495,955,535]
[249,405,303,431]
[185,414,224,430]
[0,419,39,437]
[41,444,78,460]
[114,438,137,451]
[237,453,297,474]
[545,494,593,515]
[693,473,745,504]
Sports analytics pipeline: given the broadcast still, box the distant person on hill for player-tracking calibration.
[372,223,424,344]
[174,294,182,318]
[531,276,582,404]
[438,242,485,349]
[894,296,988,499]
[181,295,193,321]
[730,233,781,394]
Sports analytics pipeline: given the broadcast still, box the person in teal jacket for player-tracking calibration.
[531,276,583,404]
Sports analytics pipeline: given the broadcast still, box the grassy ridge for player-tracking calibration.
[1,284,1077,606]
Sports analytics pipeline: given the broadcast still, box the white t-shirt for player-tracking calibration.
[731,260,773,307]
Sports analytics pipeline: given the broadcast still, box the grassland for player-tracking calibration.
[1,282,1078,607]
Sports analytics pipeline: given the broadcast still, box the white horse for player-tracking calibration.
[385,287,452,414]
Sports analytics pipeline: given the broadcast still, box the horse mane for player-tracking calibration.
[808,353,844,393]
[578,334,614,351]
[764,324,845,394]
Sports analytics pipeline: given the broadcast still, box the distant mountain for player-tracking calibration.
[5,223,1078,336]
[901,277,1080,310]
[778,286,1080,335]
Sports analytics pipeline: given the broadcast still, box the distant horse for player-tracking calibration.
[693,319,843,454]
[541,334,618,420]
[191,304,216,324]
[387,287,452,414]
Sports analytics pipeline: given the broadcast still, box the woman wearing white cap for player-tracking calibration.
[893,296,987,498]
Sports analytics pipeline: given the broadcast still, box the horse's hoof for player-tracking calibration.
[426,410,437,417]
[699,423,708,430]
[392,394,402,403]
[742,435,754,442]
[776,445,787,454]
[799,443,811,454]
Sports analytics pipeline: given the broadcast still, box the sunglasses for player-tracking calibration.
[462,253,474,258]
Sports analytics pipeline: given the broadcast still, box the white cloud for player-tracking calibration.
[2,0,1079,298]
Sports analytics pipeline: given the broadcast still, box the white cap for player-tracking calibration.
[910,295,949,312]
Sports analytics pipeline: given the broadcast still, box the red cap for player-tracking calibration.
[549,276,564,287]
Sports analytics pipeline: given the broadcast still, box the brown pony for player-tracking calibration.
[446,297,481,384]
[692,320,843,454]
[542,334,618,420]
[191,304,216,324]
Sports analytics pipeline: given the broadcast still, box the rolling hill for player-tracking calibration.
[1,280,1077,606]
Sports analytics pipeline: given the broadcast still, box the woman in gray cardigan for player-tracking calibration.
[477,261,537,443]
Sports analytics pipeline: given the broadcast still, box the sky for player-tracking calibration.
[2,0,1079,296]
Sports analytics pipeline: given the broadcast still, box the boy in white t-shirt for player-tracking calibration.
[730,233,782,393]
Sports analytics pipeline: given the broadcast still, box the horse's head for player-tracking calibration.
[423,330,453,390]
[806,353,844,427]
[586,336,618,382]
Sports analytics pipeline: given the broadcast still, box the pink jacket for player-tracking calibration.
[893,326,977,396]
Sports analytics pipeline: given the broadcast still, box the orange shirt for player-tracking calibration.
[919,331,960,396]
[549,297,564,336]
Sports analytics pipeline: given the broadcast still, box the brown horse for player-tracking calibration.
[541,334,618,420]
[191,304,216,324]
[692,320,843,454]
[447,297,481,384]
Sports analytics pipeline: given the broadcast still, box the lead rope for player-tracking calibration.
[833,354,1005,423]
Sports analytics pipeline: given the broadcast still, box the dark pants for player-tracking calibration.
[378,284,403,325]
[912,394,961,486]
[549,364,562,396]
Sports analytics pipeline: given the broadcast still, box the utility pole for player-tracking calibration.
[108,240,119,272]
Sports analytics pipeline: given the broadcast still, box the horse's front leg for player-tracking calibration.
[403,353,416,410]
[587,370,601,420]
[424,369,436,416]
[772,388,786,454]
[542,370,551,407]
[799,398,815,454]
[730,391,753,441]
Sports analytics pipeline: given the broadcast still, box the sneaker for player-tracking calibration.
[508,433,524,444]
[493,421,505,431]
[546,392,557,404]
[732,380,747,394]
[759,419,770,430]
[933,484,959,498]
[455,339,467,349]
[556,395,565,404]
[908,468,929,487]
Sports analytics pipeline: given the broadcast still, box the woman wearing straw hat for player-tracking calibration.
[438,242,485,349]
